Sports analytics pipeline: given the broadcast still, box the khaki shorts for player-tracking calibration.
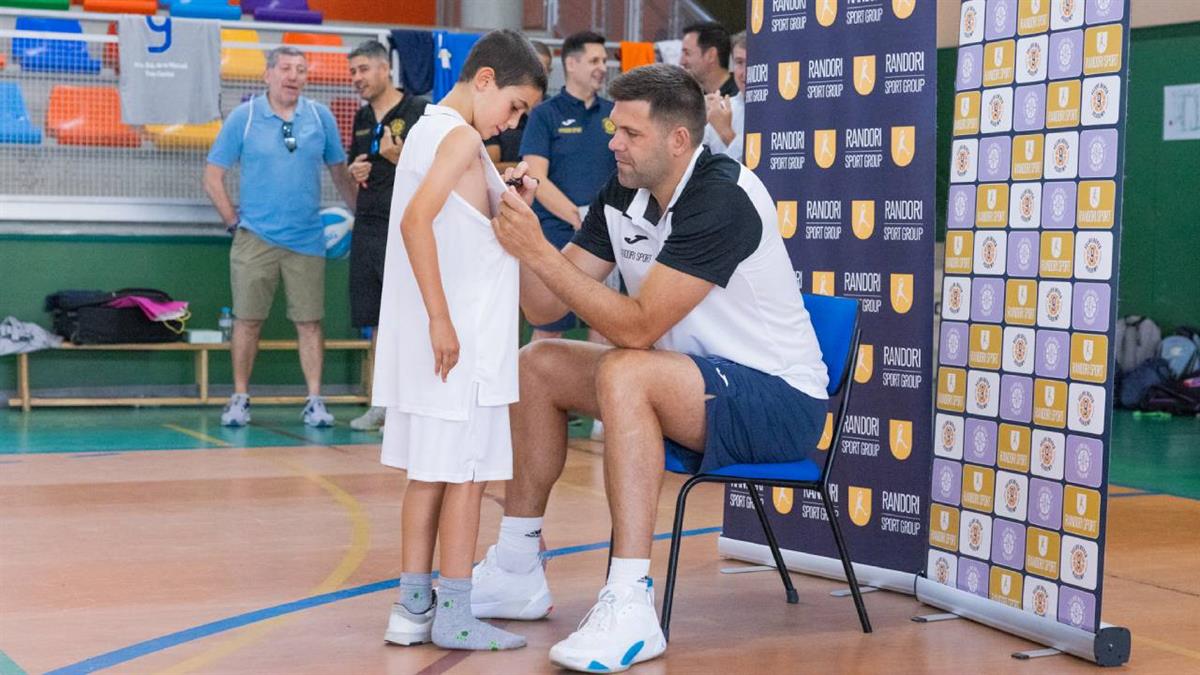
[230,228,325,322]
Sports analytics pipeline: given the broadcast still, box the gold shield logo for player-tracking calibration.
[851,200,875,239]
[778,61,801,100]
[816,0,838,27]
[751,0,764,34]
[813,129,837,169]
[848,486,872,527]
[777,200,798,239]
[817,412,834,450]
[772,487,794,514]
[890,273,914,314]
[744,132,762,170]
[854,344,874,384]
[889,419,913,460]
[853,55,876,96]
[892,0,915,20]
[812,271,835,296]
[891,126,916,167]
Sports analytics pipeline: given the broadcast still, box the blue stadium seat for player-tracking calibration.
[0,82,42,144]
[169,0,242,21]
[13,17,102,74]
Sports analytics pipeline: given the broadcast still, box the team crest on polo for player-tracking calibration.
[778,61,801,100]
[602,117,616,135]
[892,0,915,20]
[891,126,916,167]
[744,133,762,170]
[848,486,872,526]
[889,419,913,460]
[853,55,876,95]
[772,487,794,515]
[812,129,837,169]
[816,0,838,27]
[389,119,406,137]
[812,270,835,296]
[750,0,764,34]
[817,412,834,450]
[854,344,874,384]
[777,200,798,239]
[890,273,914,313]
[851,200,875,239]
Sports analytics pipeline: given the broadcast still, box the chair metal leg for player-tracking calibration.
[821,487,872,633]
[660,475,703,641]
[747,483,799,604]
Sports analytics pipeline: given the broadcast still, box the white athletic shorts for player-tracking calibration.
[380,402,513,483]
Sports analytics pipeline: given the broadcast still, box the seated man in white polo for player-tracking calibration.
[203,46,358,427]
[479,64,830,672]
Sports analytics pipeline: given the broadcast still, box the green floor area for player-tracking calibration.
[0,407,1195,499]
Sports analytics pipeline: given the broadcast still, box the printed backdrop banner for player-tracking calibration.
[923,0,1130,636]
[721,0,937,580]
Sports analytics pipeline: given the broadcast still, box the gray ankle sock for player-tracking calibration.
[399,572,433,614]
[432,577,526,651]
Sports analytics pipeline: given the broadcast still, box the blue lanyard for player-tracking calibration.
[369,122,384,155]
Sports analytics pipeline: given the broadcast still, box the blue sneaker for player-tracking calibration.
[549,579,666,672]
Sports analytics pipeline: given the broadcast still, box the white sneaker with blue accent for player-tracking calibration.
[220,393,251,427]
[548,579,667,673]
[302,395,335,427]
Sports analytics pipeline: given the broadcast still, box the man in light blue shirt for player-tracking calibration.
[204,46,358,428]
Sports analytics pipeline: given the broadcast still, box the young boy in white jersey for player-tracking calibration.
[372,30,546,651]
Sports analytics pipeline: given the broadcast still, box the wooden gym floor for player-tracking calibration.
[0,407,1198,674]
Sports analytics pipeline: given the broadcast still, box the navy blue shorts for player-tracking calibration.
[531,221,579,332]
[665,355,828,474]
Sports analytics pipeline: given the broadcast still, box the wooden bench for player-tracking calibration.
[8,339,372,412]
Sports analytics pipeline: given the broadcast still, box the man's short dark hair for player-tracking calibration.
[458,29,548,91]
[608,64,705,146]
[683,21,731,70]
[348,40,389,63]
[560,30,606,67]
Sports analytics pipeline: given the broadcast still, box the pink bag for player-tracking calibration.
[107,295,191,333]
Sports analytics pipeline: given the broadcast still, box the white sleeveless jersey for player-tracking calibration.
[372,105,518,420]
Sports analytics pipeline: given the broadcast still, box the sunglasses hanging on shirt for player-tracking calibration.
[369,122,384,156]
[281,120,297,153]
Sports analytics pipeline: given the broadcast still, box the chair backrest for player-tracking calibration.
[802,293,860,398]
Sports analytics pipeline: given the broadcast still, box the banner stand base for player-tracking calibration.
[915,577,1131,666]
[911,612,960,623]
[1013,648,1063,660]
[719,564,775,575]
[717,536,918,595]
[831,586,880,597]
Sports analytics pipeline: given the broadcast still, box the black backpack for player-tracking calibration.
[44,288,184,344]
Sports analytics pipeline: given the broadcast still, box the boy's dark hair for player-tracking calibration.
[561,30,606,67]
[348,40,389,63]
[458,29,548,92]
[683,21,731,69]
[608,64,705,145]
[531,40,552,61]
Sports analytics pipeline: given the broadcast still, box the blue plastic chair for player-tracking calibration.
[659,293,872,639]
[169,0,242,21]
[13,17,102,74]
[0,82,42,144]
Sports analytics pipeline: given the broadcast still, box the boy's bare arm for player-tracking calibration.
[400,125,483,380]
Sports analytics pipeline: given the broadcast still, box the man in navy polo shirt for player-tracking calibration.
[519,30,616,341]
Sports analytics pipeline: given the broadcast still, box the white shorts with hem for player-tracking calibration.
[380,401,513,483]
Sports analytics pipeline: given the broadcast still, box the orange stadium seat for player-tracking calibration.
[220,29,266,80]
[46,85,141,147]
[83,0,158,13]
[283,32,349,85]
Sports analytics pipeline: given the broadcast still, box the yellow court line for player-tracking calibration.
[161,424,231,448]
[1139,636,1200,662]
[155,454,371,675]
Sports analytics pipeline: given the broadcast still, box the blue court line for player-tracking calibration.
[44,526,722,675]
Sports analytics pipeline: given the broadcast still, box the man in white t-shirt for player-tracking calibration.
[475,64,830,672]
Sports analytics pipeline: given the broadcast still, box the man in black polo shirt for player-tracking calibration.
[476,64,830,672]
[345,40,428,431]
[679,21,738,97]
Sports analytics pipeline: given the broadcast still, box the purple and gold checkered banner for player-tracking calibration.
[721,0,937,592]
[916,0,1131,665]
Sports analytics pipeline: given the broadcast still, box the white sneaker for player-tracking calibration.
[549,580,667,673]
[349,406,386,431]
[384,597,434,646]
[590,419,605,441]
[471,545,553,620]
[220,393,251,427]
[302,395,335,427]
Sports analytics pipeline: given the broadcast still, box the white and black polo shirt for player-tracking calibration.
[572,146,830,400]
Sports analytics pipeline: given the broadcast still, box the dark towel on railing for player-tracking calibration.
[389,29,435,96]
